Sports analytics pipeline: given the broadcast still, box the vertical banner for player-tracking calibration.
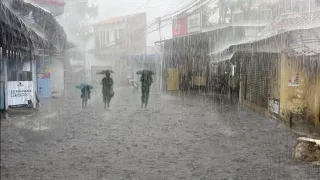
[172,16,187,37]
[8,81,34,106]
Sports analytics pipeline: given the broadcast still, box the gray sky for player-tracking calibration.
[94,0,193,46]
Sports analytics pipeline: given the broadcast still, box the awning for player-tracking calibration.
[208,26,320,63]
[3,0,68,51]
[208,11,320,61]
[0,1,53,50]
[30,0,66,16]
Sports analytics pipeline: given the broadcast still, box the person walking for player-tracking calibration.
[81,85,91,108]
[101,72,114,109]
[140,71,153,109]
[180,75,190,104]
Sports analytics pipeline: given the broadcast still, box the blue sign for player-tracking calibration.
[121,54,157,61]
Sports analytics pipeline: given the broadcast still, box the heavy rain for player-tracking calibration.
[0,0,320,179]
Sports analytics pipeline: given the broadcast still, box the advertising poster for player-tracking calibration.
[37,56,51,79]
[288,72,300,86]
[187,13,201,33]
[8,81,34,106]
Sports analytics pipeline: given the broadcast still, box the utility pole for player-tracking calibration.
[157,17,162,41]
[156,17,163,93]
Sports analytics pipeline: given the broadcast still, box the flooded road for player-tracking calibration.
[1,86,319,180]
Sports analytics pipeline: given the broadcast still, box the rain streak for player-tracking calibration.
[1,0,320,179]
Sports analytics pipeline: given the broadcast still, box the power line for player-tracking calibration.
[95,0,215,48]
[159,0,216,24]
[134,0,153,11]
[161,0,200,19]
[163,0,215,20]
[162,0,189,18]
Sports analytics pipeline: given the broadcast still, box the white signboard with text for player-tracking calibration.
[187,13,201,33]
[8,81,34,106]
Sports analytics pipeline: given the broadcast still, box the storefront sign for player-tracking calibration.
[8,81,34,106]
[187,13,201,33]
[172,16,187,37]
[121,54,156,61]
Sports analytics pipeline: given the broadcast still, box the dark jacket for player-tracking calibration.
[102,77,114,97]
[81,87,91,99]
[140,74,153,88]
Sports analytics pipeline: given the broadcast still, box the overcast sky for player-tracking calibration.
[93,0,193,46]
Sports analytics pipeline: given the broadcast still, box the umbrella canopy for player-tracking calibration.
[96,69,114,75]
[136,69,155,75]
[75,83,93,89]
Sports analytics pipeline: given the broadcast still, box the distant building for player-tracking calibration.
[92,12,147,84]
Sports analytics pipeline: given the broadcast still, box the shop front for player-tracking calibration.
[6,50,36,108]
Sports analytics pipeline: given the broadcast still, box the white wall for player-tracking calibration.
[51,56,64,97]
[94,23,125,47]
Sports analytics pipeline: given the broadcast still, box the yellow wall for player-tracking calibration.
[192,76,206,86]
[315,73,320,125]
[280,55,320,126]
[167,68,180,91]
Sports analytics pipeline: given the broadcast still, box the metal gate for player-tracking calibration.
[245,54,269,108]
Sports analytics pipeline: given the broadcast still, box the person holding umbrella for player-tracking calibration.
[75,83,93,108]
[138,69,154,109]
[81,85,91,108]
[98,70,114,109]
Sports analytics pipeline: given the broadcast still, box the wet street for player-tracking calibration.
[1,86,320,180]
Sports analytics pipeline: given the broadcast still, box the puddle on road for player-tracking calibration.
[32,125,50,131]
[12,112,58,132]
[15,121,51,131]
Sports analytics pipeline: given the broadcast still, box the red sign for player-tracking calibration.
[172,16,187,37]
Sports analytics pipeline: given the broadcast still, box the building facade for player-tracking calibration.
[92,12,147,85]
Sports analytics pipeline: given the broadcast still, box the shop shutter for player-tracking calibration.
[245,55,269,108]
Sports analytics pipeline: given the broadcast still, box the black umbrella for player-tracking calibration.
[96,69,114,75]
[136,69,155,75]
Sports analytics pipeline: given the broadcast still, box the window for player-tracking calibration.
[95,32,100,48]
[132,28,142,41]
[119,29,124,39]
[114,29,119,40]
[7,55,32,81]
[100,31,105,46]
[106,31,110,44]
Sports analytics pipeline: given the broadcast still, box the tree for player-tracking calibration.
[218,0,228,24]
[218,0,240,24]
[202,5,218,27]
[237,0,253,20]
[63,0,98,73]
[228,0,238,23]
[64,0,98,41]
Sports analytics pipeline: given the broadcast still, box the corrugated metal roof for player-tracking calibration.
[288,28,320,56]
[208,11,320,59]
[259,10,320,38]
